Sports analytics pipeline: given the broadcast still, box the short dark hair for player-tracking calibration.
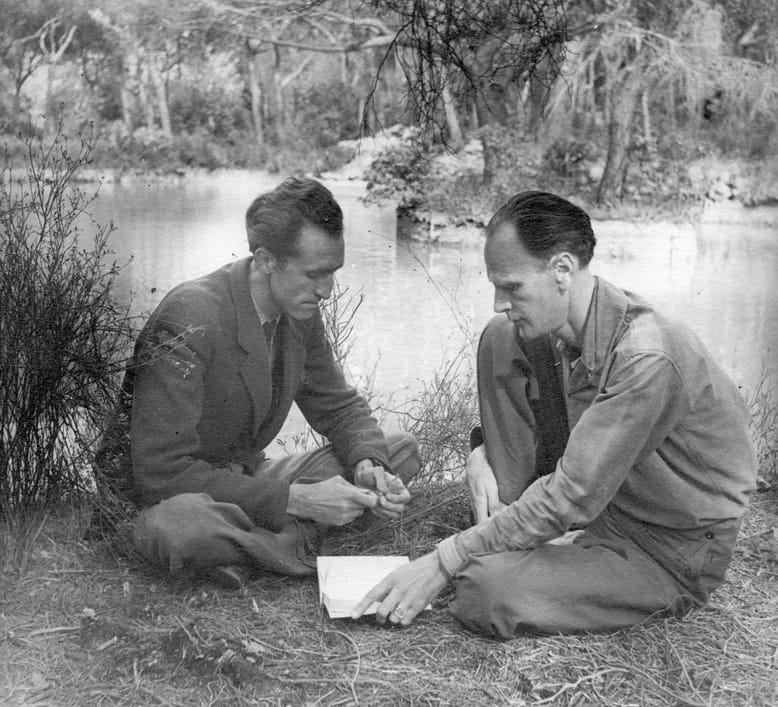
[245,177,343,259]
[486,191,596,266]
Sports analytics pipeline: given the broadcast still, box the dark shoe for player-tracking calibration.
[246,519,319,577]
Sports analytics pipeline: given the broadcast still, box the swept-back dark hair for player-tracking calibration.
[486,191,596,266]
[245,176,343,260]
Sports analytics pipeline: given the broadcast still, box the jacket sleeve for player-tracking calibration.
[294,313,389,475]
[129,291,290,531]
[438,351,691,574]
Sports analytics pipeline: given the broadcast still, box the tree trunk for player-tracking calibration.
[246,48,264,145]
[120,82,135,132]
[263,46,283,145]
[596,66,645,204]
[442,82,464,150]
[641,90,651,141]
[137,55,155,131]
[40,23,76,132]
[147,53,171,138]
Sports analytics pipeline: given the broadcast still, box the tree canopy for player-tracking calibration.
[1,0,774,203]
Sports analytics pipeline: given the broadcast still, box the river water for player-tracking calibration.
[91,171,777,413]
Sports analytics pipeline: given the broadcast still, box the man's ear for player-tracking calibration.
[253,247,276,273]
[551,252,576,289]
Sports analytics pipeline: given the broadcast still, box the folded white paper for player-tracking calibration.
[317,555,409,619]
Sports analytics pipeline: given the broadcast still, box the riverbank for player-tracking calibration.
[6,127,776,238]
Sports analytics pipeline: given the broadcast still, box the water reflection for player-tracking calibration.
[91,173,777,404]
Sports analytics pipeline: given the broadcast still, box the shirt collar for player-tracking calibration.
[577,275,631,374]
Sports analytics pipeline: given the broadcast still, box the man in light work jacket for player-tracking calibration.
[353,191,756,635]
[97,177,419,582]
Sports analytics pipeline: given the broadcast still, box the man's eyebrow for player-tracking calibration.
[306,265,341,276]
[491,275,522,288]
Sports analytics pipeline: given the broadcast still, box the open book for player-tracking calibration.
[317,555,409,619]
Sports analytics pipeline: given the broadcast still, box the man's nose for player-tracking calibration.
[493,290,510,314]
[314,274,334,300]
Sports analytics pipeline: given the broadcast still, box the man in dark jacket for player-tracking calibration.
[98,177,419,581]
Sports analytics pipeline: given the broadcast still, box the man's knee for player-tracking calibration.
[386,431,421,483]
[132,493,253,573]
[449,551,540,638]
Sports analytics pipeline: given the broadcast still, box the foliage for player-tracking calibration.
[0,125,132,514]
[274,278,381,457]
[361,0,568,142]
[749,369,778,493]
[167,51,250,138]
[398,346,478,486]
[289,79,365,149]
[363,139,430,212]
[543,137,597,178]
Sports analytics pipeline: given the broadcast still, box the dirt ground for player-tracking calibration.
[1,486,776,706]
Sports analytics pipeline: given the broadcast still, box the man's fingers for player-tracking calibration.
[335,508,366,526]
[350,579,391,619]
[348,486,379,508]
[472,490,488,524]
[374,587,403,624]
[377,496,407,514]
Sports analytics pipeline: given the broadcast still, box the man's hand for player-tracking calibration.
[286,476,378,526]
[353,459,411,520]
[350,551,449,626]
[466,445,506,524]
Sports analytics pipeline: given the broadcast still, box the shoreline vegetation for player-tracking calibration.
[5,127,777,249]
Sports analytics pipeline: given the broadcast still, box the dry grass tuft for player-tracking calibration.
[1,489,776,706]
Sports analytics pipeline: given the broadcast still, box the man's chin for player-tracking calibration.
[512,321,540,341]
[290,304,320,320]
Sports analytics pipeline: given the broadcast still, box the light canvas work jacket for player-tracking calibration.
[438,276,757,574]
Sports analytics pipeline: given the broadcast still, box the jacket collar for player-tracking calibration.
[229,257,306,351]
[231,257,264,353]
[577,276,630,375]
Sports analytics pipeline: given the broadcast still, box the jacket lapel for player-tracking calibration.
[229,258,273,437]
[278,314,306,412]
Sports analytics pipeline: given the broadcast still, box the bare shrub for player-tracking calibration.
[749,368,778,493]
[396,344,479,487]
[274,278,383,456]
[0,125,132,514]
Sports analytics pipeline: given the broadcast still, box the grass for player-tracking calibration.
[1,484,776,707]
[2,352,776,706]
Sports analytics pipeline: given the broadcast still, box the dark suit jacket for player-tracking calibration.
[125,257,388,531]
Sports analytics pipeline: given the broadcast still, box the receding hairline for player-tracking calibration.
[485,191,596,266]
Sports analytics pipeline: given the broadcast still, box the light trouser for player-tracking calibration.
[132,432,419,577]
[450,317,741,636]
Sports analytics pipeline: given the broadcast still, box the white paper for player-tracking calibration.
[317,555,409,619]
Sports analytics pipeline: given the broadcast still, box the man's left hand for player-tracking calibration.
[350,551,449,626]
[353,459,411,520]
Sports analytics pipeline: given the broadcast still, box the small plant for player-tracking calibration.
[398,343,479,486]
[0,124,132,514]
[749,368,778,493]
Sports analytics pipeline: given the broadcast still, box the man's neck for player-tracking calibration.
[248,258,280,321]
[557,269,595,348]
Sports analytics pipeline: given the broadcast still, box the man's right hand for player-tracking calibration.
[286,476,378,526]
[466,445,506,524]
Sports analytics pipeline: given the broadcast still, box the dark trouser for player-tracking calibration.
[132,432,419,577]
[450,316,740,636]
